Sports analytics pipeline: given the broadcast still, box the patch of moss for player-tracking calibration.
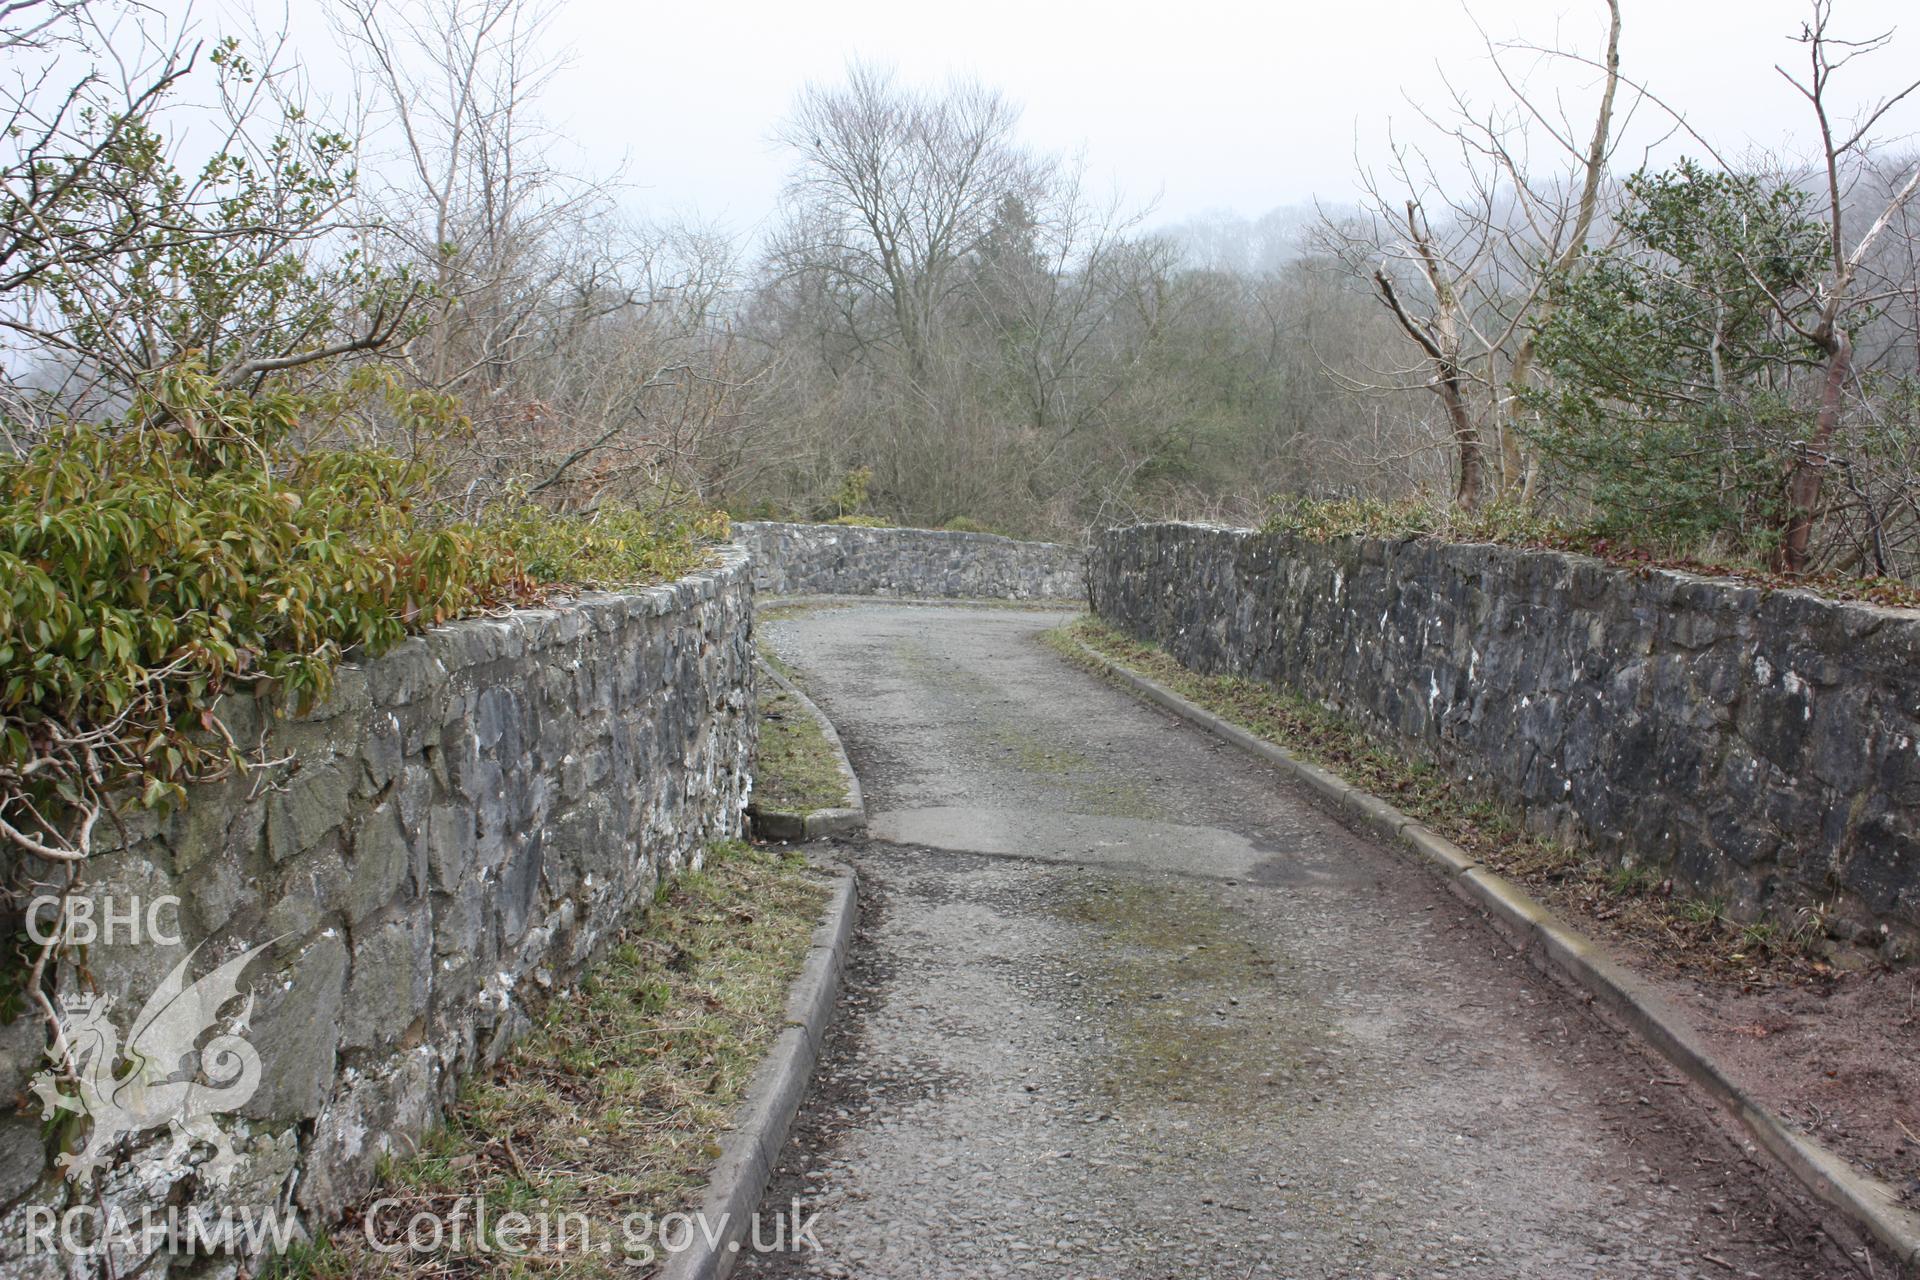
[1044,875,1334,1115]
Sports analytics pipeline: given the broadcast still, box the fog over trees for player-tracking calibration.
[5,0,1920,576]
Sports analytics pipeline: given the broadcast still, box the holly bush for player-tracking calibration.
[1522,163,1831,557]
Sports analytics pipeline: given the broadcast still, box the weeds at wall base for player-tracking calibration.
[753,683,853,814]
[263,839,831,1278]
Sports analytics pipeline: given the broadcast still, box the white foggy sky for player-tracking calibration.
[196,0,1919,238]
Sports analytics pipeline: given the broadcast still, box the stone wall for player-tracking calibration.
[735,521,1084,601]
[1,548,755,1276]
[1092,523,1920,959]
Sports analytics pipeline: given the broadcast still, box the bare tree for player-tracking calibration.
[1321,0,1624,509]
[1769,0,1920,571]
[333,0,614,391]
[769,62,1042,385]
[330,0,744,512]
[0,2,394,436]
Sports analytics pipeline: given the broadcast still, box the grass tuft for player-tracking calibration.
[752,681,851,814]
[268,840,831,1277]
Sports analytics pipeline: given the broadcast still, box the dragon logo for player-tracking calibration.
[30,940,273,1189]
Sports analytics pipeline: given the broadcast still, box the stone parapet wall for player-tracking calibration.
[734,521,1084,601]
[1092,522,1920,958]
[1,547,755,1275]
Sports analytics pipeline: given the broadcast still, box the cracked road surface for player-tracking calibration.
[740,602,1865,1279]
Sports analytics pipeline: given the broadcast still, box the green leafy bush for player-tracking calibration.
[1522,163,1830,557]
[819,466,875,522]
[482,502,728,588]
[1,367,502,863]
[0,362,722,881]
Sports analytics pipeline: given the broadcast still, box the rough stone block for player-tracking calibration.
[266,760,352,864]
[342,914,430,1053]
[347,802,414,924]
[244,932,348,1122]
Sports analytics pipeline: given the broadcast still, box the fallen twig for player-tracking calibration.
[502,1131,531,1183]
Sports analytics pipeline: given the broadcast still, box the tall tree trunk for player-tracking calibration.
[1439,363,1485,509]
[1777,327,1851,573]
[1499,0,1621,502]
[1372,265,1484,509]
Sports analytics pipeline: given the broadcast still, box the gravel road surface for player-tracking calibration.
[739,602,1869,1279]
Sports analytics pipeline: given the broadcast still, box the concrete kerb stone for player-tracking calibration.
[802,808,865,840]
[784,870,858,1040]
[1400,822,1480,878]
[1529,915,1920,1269]
[657,859,858,1280]
[1453,867,1554,953]
[748,660,866,841]
[1750,1115,1920,1271]
[1340,789,1412,847]
[1069,635,1920,1271]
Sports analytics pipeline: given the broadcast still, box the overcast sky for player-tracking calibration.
[196,0,1920,239]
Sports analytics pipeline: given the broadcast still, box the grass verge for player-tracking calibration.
[753,680,851,815]
[1049,616,1834,985]
[266,840,832,1278]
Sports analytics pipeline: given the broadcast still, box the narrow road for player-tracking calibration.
[743,602,1857,1279]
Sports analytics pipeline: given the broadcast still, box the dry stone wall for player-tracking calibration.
[1092,522,1920,959]
[0,547,755,1276]
[734,521,1084,600]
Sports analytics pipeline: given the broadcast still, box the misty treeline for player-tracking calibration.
[5,0,1920,578]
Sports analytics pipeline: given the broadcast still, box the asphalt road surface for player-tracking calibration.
[739,602,1867,1280]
